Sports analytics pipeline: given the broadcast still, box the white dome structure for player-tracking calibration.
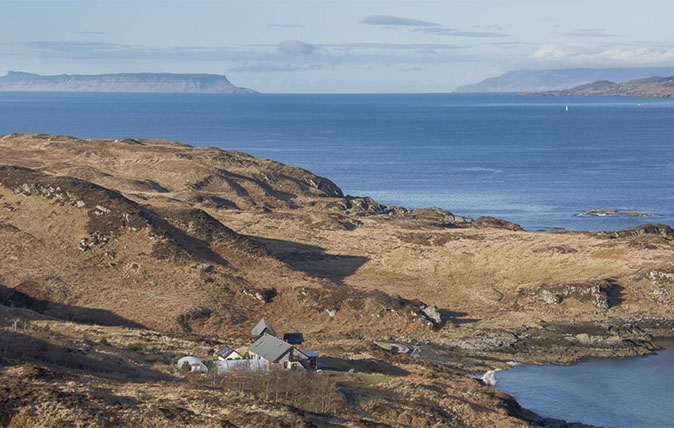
[176,356,208,373]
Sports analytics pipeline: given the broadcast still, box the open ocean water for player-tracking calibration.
[1,92,673,231]
[1,91,674,426]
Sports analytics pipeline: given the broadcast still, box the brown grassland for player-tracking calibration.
[1,133,673,427]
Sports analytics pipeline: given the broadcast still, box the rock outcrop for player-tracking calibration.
[575,209,656,217]
[472,216,523,231]
[644,270,674,304]
[596,223,674,240]
[646,269,674,284]
[536,280,616,309]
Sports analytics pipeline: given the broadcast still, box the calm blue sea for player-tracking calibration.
[494,344,674,428]
[1,92,673,231]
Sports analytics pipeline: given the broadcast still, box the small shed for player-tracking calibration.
[283,332,304,345]
[297,349,319,370]
[248,334,295,366]
[251,318,277,338]
[176,356,208,373]
[216,346,244,361]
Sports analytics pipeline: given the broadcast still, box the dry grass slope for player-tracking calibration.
[1,133,673,427]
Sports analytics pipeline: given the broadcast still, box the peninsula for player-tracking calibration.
[455,67,674,93]
[0,71,257,93]
[523,76,674,98]
[1,133,673,427]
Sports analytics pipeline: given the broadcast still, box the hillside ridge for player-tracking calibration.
[455,67,674,93]
[522,76,674,98]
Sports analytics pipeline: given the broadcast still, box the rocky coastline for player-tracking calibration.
[1,133,673,427]
[381,317,674,427]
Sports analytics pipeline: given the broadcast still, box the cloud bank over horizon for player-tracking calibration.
[529,44,674,67]
[1,0,673,92]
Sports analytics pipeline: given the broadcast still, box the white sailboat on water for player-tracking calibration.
[565,105,569,112]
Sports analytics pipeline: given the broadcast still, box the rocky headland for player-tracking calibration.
[0,71,257,93]
[1,133,673,427]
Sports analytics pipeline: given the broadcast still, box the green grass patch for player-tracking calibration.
[329,371,388,389]
[320,356,357,371]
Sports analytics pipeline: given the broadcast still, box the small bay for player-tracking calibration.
[493,343,674,428]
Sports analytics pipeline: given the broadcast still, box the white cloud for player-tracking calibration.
[565,28,616,38]
[277,40,315,56]
[230,63,322,73]
[19,40,470,64]
[361,15,437,27]
[416,27,508,38]
[530,43,674,67]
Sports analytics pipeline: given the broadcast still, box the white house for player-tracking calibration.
[216,346,244,361]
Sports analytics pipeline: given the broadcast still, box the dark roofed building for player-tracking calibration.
[251,318,277,338]
[297,349,319,370]
[283,332,304,345]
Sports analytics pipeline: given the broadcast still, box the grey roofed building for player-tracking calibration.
[251,318,277,338]
[248,334,294,363]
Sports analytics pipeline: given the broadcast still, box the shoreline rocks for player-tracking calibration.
[574,208,658,218]
[596,223,674,240]
[473,216,524,231]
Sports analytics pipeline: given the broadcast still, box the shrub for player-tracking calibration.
[210,365,344,414]
[127,342,145,352]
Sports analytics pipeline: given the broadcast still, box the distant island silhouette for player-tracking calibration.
[0,71,257,93]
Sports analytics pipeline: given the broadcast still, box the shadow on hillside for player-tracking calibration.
[220,170,298,203]
[607,278,624,308]
[2,331,175,383]
[147,211,231,268]
[0,284,146,329]
[246,236,369,284]
[439,309,480,325]
[320,356,410,377]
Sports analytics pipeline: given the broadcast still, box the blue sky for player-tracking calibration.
[2,0,673,92]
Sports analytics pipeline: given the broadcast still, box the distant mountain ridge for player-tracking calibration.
[455,67,674,93]
[0,71,257,93]
[523,76,674,98]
